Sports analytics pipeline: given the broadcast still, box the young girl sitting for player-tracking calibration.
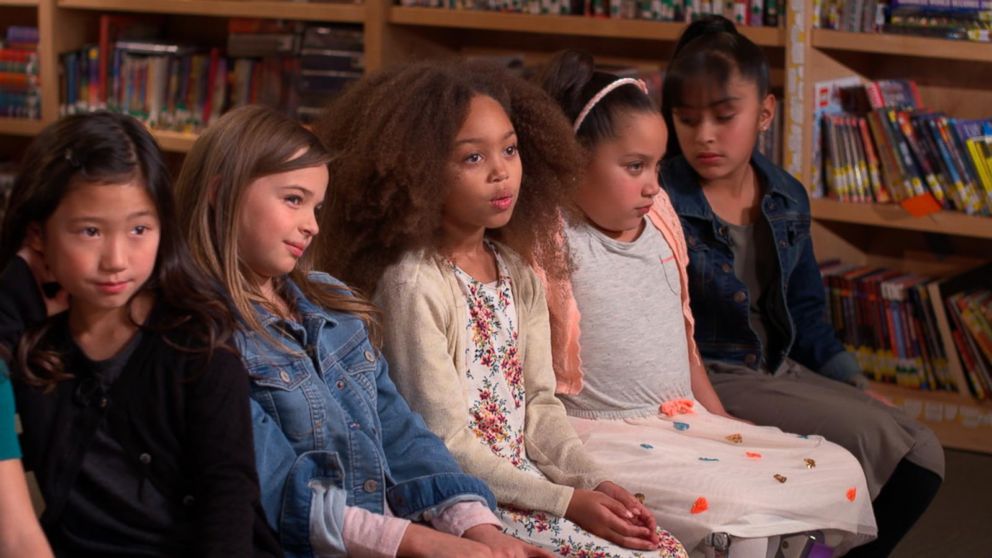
[315,60,686,558]
[539,49,876,557]
[0,112,278,556]
[660,16,944,558]
[174,104,546,558]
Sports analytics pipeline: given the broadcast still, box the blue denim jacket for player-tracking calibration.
[238,273,496,557]
[662,152,861,384]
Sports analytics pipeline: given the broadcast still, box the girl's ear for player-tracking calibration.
[758,93,776,133]
[25,222,44,251]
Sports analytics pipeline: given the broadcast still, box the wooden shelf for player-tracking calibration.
[0,117,46,136]
[0,0,39,7]
[151,129,198,152]
[811,199,992,240]
[813,29,992,63]
[390,7,784,47]
[57,0,366,23]
[868,382,992,454]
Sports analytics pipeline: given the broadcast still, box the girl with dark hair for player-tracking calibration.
[317,60,686,557]
[0,112,279,556]
[540,49,876,558]
[660,15,945,557]
[175,104,541,558]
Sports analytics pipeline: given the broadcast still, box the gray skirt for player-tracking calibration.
[706,358,945,499]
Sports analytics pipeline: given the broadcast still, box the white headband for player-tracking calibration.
[572,77,649,133]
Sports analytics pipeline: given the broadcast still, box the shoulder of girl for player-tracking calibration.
[307,271,347,288]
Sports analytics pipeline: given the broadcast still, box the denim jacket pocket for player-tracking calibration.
[685,232,715,290]
[246,355,320,444]
[322,338,379,403]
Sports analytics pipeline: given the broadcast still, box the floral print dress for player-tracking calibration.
[451,245,687,558]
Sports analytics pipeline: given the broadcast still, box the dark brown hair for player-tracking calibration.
[174,105,380,343]
[0,112,238,389]
[313,59,584,294]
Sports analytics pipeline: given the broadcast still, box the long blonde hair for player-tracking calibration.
[174,105,379,342]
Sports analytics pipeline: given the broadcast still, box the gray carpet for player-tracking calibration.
[891,449,991,557]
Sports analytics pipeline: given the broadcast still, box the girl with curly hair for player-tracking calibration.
[539,49,877,557]
[315,60,686,558]
[174,104,544,558]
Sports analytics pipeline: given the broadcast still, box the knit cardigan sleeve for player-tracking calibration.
[376,254,606,517]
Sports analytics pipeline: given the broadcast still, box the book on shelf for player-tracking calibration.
[59,16,363,132]
[814,0,992,42]
[813,76,992,216]
[820,260,992,399]
[0,160,15,223]
[395,0,783,26]
[0,26,40,119]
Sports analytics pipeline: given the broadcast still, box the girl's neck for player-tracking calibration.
[700,162,762,226]
[439,223,497,283]
[258,276,294,322]
[69,292,152,361]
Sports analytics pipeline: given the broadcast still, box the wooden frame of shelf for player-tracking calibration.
[812,28,992,63]
[150,129,198,153]
[389,6,785,46]
[0,0,39,6]
[56,0,365,22]
[811,199,992,240]
[869,382,992,454]
[0,118,46,136]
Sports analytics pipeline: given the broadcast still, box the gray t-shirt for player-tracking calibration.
[559,220,693,419]
[723,219,776,365]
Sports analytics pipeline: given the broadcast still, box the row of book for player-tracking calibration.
[397,0,783,26]
[814,0,992,42]
[0,161,14,223]
[0,26,40,119]
[59,16,363,131]
[814,77,992,216]
[821,260,992,399]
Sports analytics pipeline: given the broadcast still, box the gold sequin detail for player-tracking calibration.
[774,474,788,483]
[805,458,816,469]
[726,433,743,444]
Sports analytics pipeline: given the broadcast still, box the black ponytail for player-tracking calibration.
[541,49,654,149]
[662,15,771,158]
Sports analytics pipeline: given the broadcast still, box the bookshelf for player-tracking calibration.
[1,0,990,453]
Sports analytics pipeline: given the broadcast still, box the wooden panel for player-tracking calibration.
[814,29,992,64]
[151,129,197,153]
[812,199,992,240]
[390,7,785,46]
[0,117,46,136]
[0,0,38,6]
[57,0,365,23]
[869,382,992,454]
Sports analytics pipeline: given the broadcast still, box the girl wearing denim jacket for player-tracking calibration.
[659,16,945,558]
[174,105,546,558]
[537,50,877,557]
[315,61,686,558]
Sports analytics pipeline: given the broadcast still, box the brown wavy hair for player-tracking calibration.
[312,59,584,295]
[174,105,379,343]
[0,112,239,390]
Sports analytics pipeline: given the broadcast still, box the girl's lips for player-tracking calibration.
[635,205,651,216]
[285,241,305,258]
[490,195,514,211]
[696,153,723,165]
[94,281,129,295]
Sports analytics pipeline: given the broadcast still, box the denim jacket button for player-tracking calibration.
[183,494,195,507]
[779,239,788,248]
[139,452,152,465]
[363,479,378,493]
[745,354,758,366]
[721,263,732,273]
[279,370,291,383]
[350,422,360,430]
[733,291,746,304]
[364,350,375,363]
[336,380,345,390]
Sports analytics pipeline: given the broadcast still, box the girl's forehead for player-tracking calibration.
[673,72,757,109]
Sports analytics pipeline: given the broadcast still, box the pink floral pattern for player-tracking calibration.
[452,244,687,558]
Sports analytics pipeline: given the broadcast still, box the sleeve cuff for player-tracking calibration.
[342,506,410,558]
[429,501,502,537]
[817,351,863,384]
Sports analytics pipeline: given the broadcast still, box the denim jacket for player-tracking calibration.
[238,273,496,558]
[662,152,861,384]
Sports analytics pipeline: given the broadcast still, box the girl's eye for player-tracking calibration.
[465,153,483,164]
[285,195,303,206]
[625,162,645,173]
[81,227,99,237]
[132,225,149,235]
[717,113,736,122]
[504,144,518,157]
[676,116,698,126]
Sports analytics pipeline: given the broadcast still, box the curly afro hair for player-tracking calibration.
[313,59,584,295]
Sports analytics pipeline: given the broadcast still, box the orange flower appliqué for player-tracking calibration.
[846,488,857,502]
[690,497,709,514]
[660,399,695,417]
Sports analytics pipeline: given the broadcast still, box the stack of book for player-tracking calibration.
[813,77,992,215]
[814,0,992,42]
[0,26,40,119]
[59,16,363,132]
[0,161,15,222]
[821,261,992,399]
[397,0,783,26]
